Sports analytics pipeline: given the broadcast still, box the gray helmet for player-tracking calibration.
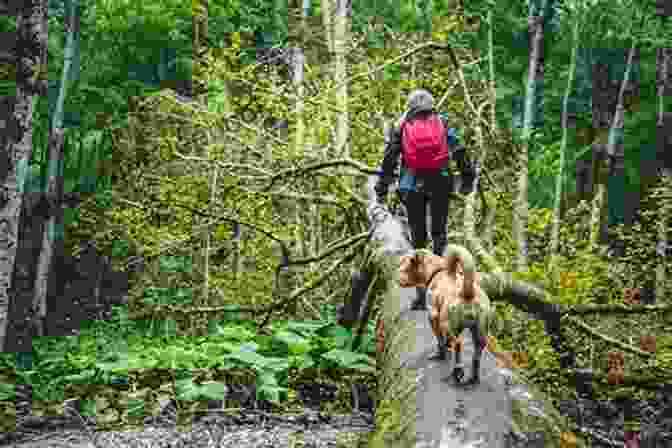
[407,89,434,113]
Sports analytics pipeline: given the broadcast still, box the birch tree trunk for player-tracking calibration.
[287,1,310,313]
[655,48,671,302]
[513,0,551,356]
[193,0,207,60]
[587,46,621,252]
[475,9,499,252]
[320,0,334,56]
[333,0,350,160]
[488,9,497,132]
[0,0,47,352]
[293,37,305,263]
[300,0,322,270]
[195,0,211,307]
[515,2,547,273]
[464,103,488,245]
[592,41,638,254]
[203,147,218,306]
[550,8,580,272]
[33,0,80,341]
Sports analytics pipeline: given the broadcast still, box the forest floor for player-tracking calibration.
[0,407,375,447]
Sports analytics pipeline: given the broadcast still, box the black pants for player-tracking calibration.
[402,174,452,256]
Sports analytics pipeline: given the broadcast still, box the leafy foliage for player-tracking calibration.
[3,0,670,438]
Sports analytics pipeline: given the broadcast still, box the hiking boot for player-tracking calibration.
[410,287,426,310]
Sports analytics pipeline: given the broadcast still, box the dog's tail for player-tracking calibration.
[441,244,478,301]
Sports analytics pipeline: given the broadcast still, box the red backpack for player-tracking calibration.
[400,113,450,172]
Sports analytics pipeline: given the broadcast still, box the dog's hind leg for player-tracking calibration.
[428,314,446,361]
[411,286,427,310]
[464,319,482,385]
[451,336,465,383]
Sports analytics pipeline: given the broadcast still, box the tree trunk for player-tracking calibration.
[33,0,80,343]
[515,2,547,273]
[333,0,350,160]
[320,0,334,56]
[463,9,498,247]
[488,9,497,132]
[193,0,207,57]
[593,42,638,254]
[289,2,310,314]
[0,0,48,352]
[550,10,579,273]
[655,48,671,302]
[513,0,549,354]
[587,47,622,251]
[292,46,305,264]
[572,48,595,205]
[203,159,218,306]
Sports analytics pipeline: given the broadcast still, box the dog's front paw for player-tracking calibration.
[428,350,446,361]
[452,366,464,383]
[465,375,480,386]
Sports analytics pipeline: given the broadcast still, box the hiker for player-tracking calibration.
[374,89,475,310]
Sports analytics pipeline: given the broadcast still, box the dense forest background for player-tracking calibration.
[0,0,670,446]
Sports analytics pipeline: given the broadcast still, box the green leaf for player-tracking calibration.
[274,330,311,355]
[195,381,229,401]
[495,86,517,100]
[321,349,376,373]
[223,349,268,368]
[0,382,15,400]
[213,325,255,341]
[126,397,147,417]
[257,383,287,403]
[174,377,201,401]
[286,320,328,336]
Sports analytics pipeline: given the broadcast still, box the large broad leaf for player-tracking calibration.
[221,343,289,372]
[213,325,255,341]
[257,371,287,403]
[174,377,201,401]
[195,381,229,401]
[159,255,192,273]
[289,354,315,370]
[261,356,290,373]
[96,354,129,374]
[317,324,353,349]
[273,330,311,355]
[321,349,376,373]
[0,382,15,400]
[286,320,330,336]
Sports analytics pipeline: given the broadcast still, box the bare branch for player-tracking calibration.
[562,315,655,359]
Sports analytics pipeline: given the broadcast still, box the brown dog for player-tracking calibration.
[399,245,491,385]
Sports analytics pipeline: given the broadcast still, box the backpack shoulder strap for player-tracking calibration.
[437,112,450,128]
[397,111,409,128]
[397,112,409,138]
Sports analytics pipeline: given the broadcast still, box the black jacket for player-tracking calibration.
[375,109,469,195]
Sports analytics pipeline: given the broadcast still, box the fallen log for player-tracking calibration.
[360,176,586,448]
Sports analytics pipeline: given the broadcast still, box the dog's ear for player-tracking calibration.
[399,253,422,286]
[400,253,421,269]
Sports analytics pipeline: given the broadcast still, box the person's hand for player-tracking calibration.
[460,161,479,194]
[374,183,388,204]
[460,172,474,194]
